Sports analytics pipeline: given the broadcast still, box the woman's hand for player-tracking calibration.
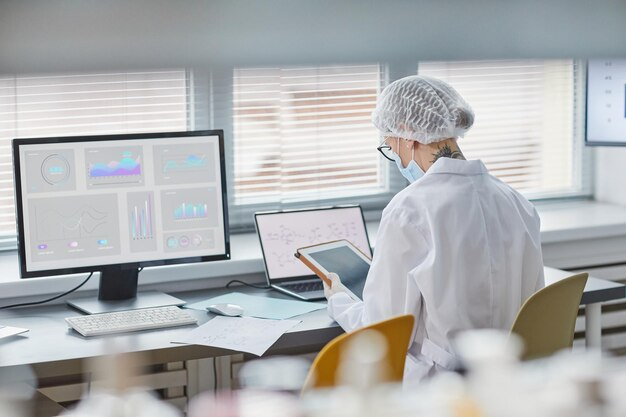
[323,273,358,301]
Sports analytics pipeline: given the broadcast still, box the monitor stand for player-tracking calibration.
[67,266,185,314]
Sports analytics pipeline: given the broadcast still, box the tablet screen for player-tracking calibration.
[308,246,370,299]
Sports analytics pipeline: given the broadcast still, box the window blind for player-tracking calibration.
[0,70,188,238]
[418,59,585,197]
[232,65,385,205]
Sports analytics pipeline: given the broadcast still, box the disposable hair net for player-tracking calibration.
[372,75,474,144]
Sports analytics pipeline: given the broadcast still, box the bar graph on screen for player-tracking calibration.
[127,191,157,252]
[174,202,208,220]
[131,195,154,240]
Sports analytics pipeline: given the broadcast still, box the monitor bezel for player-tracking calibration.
[12,130,230,279]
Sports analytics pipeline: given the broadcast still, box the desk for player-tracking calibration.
[0,287,340,411]
[0,286,339,372]
[0,268,623,388]
[32,391,65,417]
[544,267,626,349]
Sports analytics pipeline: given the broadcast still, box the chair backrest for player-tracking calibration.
[511,272,588,361]
[301,314,414,393]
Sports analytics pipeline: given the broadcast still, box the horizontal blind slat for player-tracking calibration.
[233,64,384,204]
[418,59,577,194]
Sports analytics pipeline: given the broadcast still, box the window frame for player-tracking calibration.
[0,69,192,250]
[209,61,592,232]
[415,59,592,201]
[0,62,593,249]
[205,64,407,232]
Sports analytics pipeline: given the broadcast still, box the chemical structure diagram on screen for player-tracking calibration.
[265,222,361,247]
[265,221,362,250]
[264,225,306,246]
[324,221,359,242]
[272,251,299,268]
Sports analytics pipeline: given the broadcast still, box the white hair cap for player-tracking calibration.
[372,75,474,144]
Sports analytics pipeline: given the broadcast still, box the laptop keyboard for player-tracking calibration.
[281,280,324,293]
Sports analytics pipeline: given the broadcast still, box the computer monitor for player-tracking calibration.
[12,130,230,313]
[586,59,626,146]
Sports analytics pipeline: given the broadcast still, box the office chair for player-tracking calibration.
[511,272,588,361]
[301,314,414,393]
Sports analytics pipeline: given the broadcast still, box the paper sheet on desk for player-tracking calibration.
[0,325,28,339]
[172,316,300,356]
[185,292,326,319]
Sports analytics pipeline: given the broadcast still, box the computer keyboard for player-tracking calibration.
[65,305,198,337]
[281,280,324,293]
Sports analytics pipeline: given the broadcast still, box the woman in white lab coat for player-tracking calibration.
[324,76,544,387]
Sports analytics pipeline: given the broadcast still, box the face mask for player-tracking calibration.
[391,140,425,183]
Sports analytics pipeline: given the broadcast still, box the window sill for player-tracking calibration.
[538,200,626,243]
[1,200,625,303]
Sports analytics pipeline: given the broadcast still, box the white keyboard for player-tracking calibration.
[65,306,198,337]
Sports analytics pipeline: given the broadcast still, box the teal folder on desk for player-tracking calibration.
[185,292,326,320]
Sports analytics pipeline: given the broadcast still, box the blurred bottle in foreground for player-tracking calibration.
[0,364,36,417]
[189,356,309,417]
[60,340,182,417]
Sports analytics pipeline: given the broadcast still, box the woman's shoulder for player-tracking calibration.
[382,186,429,225]
[384,181,429,213]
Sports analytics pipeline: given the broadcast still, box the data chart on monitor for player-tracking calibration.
[587,59,626,144]
[18,135,226,272]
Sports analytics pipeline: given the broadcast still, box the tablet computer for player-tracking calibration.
[295,239,371,300]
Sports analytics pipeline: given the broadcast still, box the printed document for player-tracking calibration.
[173,316,300,356]
[0,325,28,339]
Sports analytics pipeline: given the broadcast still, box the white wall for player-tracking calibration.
[2,0,626,73]
[595,147,626,207]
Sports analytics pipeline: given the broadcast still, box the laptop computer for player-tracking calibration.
[254,205,373,301]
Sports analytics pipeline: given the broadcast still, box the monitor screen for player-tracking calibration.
[586,59,626,146]
[13,130,230,279]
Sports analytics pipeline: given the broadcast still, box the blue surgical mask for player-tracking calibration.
[391,141,425,183]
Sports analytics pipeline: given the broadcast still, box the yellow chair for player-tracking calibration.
[511,272,588,361]
[301,314,414,393]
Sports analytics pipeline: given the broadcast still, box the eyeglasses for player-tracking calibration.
[377,143,395,162]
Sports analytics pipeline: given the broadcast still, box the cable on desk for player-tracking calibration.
[0,272,94,310]
[225,279,270,290]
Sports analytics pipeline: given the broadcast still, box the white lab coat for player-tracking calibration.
[328,158,544,388]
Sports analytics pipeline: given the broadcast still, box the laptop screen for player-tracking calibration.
[255,206,371,281]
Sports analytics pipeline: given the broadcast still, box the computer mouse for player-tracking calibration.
[206,303,244,317]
